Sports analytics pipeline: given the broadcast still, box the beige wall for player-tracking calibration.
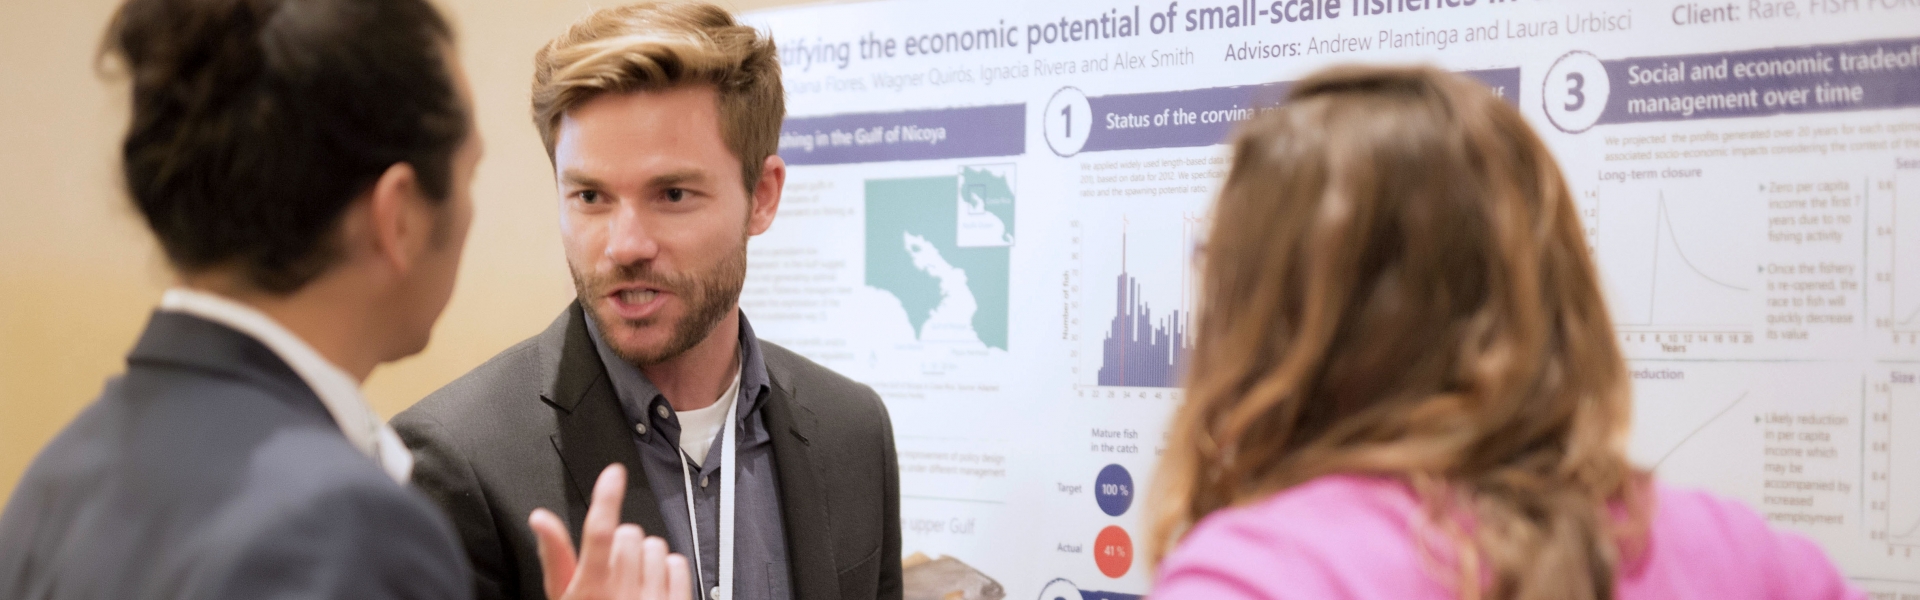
[0,0,823,502]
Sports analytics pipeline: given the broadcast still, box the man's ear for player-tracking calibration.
[747,155,785,236]
[365,162,431,274]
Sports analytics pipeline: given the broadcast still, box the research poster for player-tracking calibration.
[738,0,1920,596]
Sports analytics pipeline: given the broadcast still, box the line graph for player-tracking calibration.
[1883,173,1920,336]
[1896,516,1920,544]
[1899,178,1920,334]
[1869,370,1920,548]
[1648,195,1750,295]
[1624,362,1862,519]
[1614,194,1753,329]
[1594,188,1760,354]
[1651,391,1751,470]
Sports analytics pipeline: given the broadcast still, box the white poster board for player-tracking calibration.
[739,1,1920,596]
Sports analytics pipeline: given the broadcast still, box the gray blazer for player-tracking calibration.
[393,305,901,600]
[0,311,470,600]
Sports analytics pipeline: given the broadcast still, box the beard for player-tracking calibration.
[572,239,747,367]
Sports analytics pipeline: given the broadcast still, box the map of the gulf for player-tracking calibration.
[864,166,1014,350]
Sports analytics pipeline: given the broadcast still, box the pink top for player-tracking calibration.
[1154,475,1863,600]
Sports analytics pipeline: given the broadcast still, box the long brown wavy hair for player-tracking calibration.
[1147,65,1648,600]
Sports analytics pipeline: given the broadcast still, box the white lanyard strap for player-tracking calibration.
[676,393,740,600]
[677,453,706,600]
[718,392,738,600]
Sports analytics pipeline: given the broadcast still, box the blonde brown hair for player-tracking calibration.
[1148,65,1647,600]
[531,1,783,190]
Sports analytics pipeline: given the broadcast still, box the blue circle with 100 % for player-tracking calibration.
[1095,464,1133,517]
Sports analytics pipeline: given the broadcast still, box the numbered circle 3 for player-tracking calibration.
[1095,464,1134,517]
[1045,86,1093,157]
[1543,50,1610,134]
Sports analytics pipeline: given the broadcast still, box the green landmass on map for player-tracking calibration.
[960,167,1015,241]
[865,176,1010,350]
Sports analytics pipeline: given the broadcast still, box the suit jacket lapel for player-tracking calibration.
[761,365,842,600]
[540,304,670,540]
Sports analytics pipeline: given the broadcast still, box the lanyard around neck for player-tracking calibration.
[677,391,740,600]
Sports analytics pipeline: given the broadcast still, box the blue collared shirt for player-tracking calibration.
[585,313,792,600]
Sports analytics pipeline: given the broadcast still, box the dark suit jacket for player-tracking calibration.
[0,311,470,600]
[393,305,900,600]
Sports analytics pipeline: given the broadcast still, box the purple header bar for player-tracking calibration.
[779,104,1025,165]
[1081,68,1519,154]
[1596,37,1920,125]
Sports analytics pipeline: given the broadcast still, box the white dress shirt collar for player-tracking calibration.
[158,287,413,483]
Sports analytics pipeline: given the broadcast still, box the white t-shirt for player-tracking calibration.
[675,363,741,466]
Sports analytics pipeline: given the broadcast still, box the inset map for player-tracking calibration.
[957,165,1015,247]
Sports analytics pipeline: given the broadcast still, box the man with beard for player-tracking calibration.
[391,4,901,600]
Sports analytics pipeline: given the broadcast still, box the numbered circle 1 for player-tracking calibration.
[1045,86,1093,157]
[1542,50,1610,134]
[1093,526,1133,578]
[1094,464,1133,517]
[1035,579,1083,600]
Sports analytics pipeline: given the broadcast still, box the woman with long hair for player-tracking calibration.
[1147,65,1860,600]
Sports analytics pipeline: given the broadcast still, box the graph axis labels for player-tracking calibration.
[1592,183,1772,356]
[1073,386,1184,400]
[1871,371,1920,552]
[1881,173,1920,338]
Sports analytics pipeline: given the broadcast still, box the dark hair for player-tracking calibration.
[103,0,469,293]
